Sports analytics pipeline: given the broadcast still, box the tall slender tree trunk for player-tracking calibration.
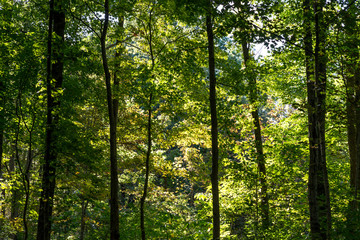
[37,0,65,239]
[347,97,357,190]
[343,0,360,233]
[10,142,19,240]
[100,0,120,239]
[206,1,220,239]
[140,93,152,240]
[0,123,3,216]
[140,7,155,238]
[13,92,35,240]
[343,0,360,198]
[0,130,3,218]
[23,130,34,240]
[314,1,331,237]
[241,40,269,229]
[0,80,4,216]
[113,16,124,129]
[303,0,331,239]
[80,200,88,240]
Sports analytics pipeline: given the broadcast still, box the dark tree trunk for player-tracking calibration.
[13,89,36,240]
[100,0,120,239]
[206,1,220,239]
[16,93,36,240]
[241,40,269,229]
[37,0,65,239]
[0,80,4,216]
[0,124,3,216]
[23,147,32,240]
[303,0,331,239]
[140,93,152,240]
[113,16,124,127]
[303,1,318,237]
[139,8,156,239]
[314,1,331,237]
[80,200,88,240]
[343,0,360,199]
[347,98,357,189]
[23,129,34,240]
[343,0,360,233]
[10,143,19,240]
[11,109,23,240]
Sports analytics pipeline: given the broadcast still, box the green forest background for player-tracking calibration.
[0,0,359,239]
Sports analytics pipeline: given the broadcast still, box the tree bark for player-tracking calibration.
[241,40,269,229]
[23,146,32,240]
[303,0,331,239]
[206,1,220,239]
[140,7,155,238]
[23,125,34,240]
[80,200,88,240]
[100,0,120,239]
[113,16,124,128]
[347,98,356,190]
[140,93,152,240]
[10,142,19,240]
[314,1,331,237]
[0,80,4,216]
[343,0,360,233]
[343,0,360,198]
[37,0,65,239]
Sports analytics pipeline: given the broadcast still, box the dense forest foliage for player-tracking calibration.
[1,0,360,239]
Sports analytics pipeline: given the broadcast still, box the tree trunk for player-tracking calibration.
[140,8,156,238]
[241,40,269,229]
[140,93,152,240]
[314,1,331,237]
[11,110,23,240]
[343,0,360,198]
[347,97,356,189]
[206,1,220,239]
[23,134,34,240]
[303,0,331,238]
[343,0,360,233]
[0,80,4,216]
[113,16,124,128]
[0,125,3,216]
[80,200,88,240]
[100,0,120,239]
[37,0,65,239]
[10,143,19,240]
